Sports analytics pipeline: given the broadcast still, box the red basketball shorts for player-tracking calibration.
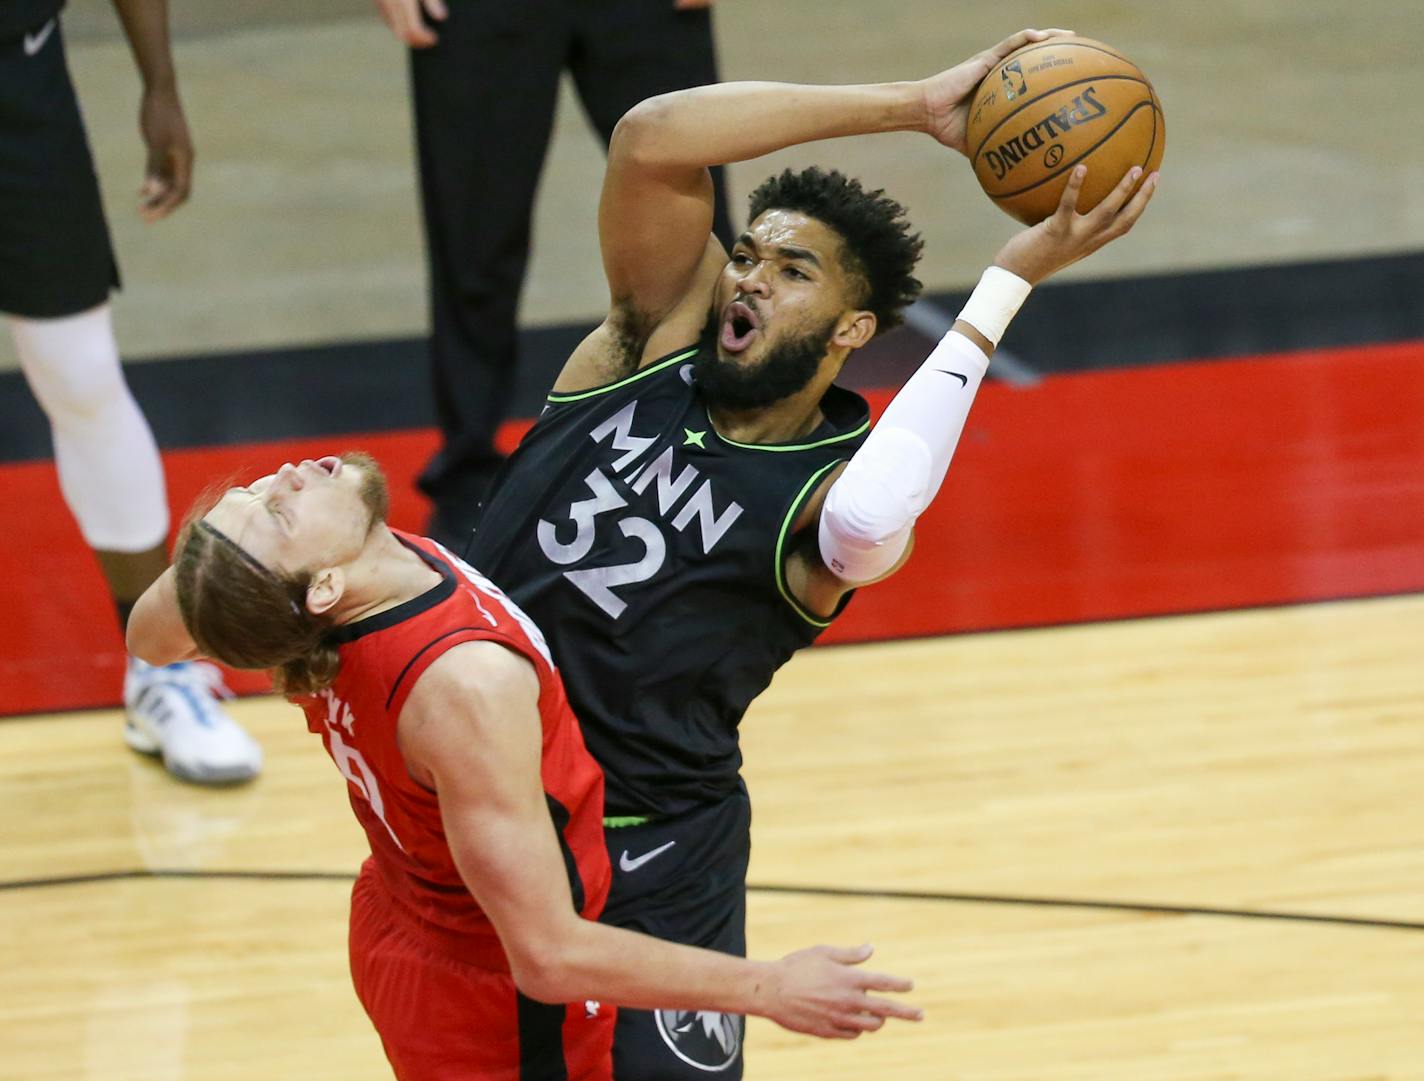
[348,864,615,1080]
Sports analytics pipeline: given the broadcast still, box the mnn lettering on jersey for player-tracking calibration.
[593,400,743,555]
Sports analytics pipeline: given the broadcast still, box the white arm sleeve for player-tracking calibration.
[818,330,992,583]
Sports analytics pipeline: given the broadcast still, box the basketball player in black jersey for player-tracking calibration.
[468,27,1157,1078]
[2,0,261,782]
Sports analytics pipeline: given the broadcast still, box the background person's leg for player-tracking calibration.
[409,0,572,546]
[571,0,735,249]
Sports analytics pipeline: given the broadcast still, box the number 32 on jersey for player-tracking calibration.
[535,399,743,619]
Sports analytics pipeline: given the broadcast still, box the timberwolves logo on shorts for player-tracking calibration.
[654,1009,743,1071]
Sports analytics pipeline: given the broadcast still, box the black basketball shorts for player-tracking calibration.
[600,786,753,1081]
[0,15,118,319]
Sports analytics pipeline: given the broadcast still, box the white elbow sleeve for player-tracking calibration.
[817,327,999,584]
[818,427,932,583]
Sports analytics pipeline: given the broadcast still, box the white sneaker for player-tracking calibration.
[123,658,263,785]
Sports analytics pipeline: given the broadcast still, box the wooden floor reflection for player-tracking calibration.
[3,594,1422,1080]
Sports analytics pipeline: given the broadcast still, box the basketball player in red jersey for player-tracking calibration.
[126,451,920,1081]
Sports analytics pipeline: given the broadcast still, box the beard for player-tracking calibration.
[693,314,837,411]
[339,451,390,531]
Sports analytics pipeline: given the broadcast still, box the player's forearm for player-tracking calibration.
[110,0,179,92]
[518,917,775,1016]
[817,269,1031,586]
[613,80,929,172]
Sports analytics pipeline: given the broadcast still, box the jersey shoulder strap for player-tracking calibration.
[545,344,700,409]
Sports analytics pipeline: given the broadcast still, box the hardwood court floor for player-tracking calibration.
[3,594,1422,1080]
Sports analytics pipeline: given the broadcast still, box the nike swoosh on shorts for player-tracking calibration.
[24,19,57,57]
[619,839,677,872]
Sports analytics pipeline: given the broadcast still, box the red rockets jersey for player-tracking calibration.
[297,531,611,966]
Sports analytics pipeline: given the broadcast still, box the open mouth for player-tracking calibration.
[308,456,342,478]
[720,301,761,353]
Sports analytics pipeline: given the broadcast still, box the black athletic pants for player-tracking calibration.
[409,0,734,539]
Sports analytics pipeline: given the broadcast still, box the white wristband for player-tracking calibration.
[956,266,1032,346]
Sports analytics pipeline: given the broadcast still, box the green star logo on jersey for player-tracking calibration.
[682,428,707,449]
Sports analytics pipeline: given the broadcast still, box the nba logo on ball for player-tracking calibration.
[655,1009,743,1071]
[966,35,1165,225]
[1000,59,1027,99]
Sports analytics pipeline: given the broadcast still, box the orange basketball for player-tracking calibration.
[965,35,1165,225]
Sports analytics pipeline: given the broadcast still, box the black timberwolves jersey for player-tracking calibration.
[468,344,871,817]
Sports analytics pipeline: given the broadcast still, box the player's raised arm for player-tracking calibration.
[553,81,926,394]
[600,82,922,318]
[554,29,1072,394]
[794,164,1158,616]
[400,642,922,1035]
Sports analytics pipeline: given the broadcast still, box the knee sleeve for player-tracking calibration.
[10,304,169,551]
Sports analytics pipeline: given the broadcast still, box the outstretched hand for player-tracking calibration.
[921,28,1074,155]
[763,943,923,1039]
[993,164,1159,285]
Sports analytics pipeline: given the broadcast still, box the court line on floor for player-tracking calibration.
[748,883,1424,932]
[2,868,1421,933]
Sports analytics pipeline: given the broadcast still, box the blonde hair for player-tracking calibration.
[172,499,340,696]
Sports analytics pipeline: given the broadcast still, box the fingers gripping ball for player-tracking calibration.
[966,36,1165,224]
